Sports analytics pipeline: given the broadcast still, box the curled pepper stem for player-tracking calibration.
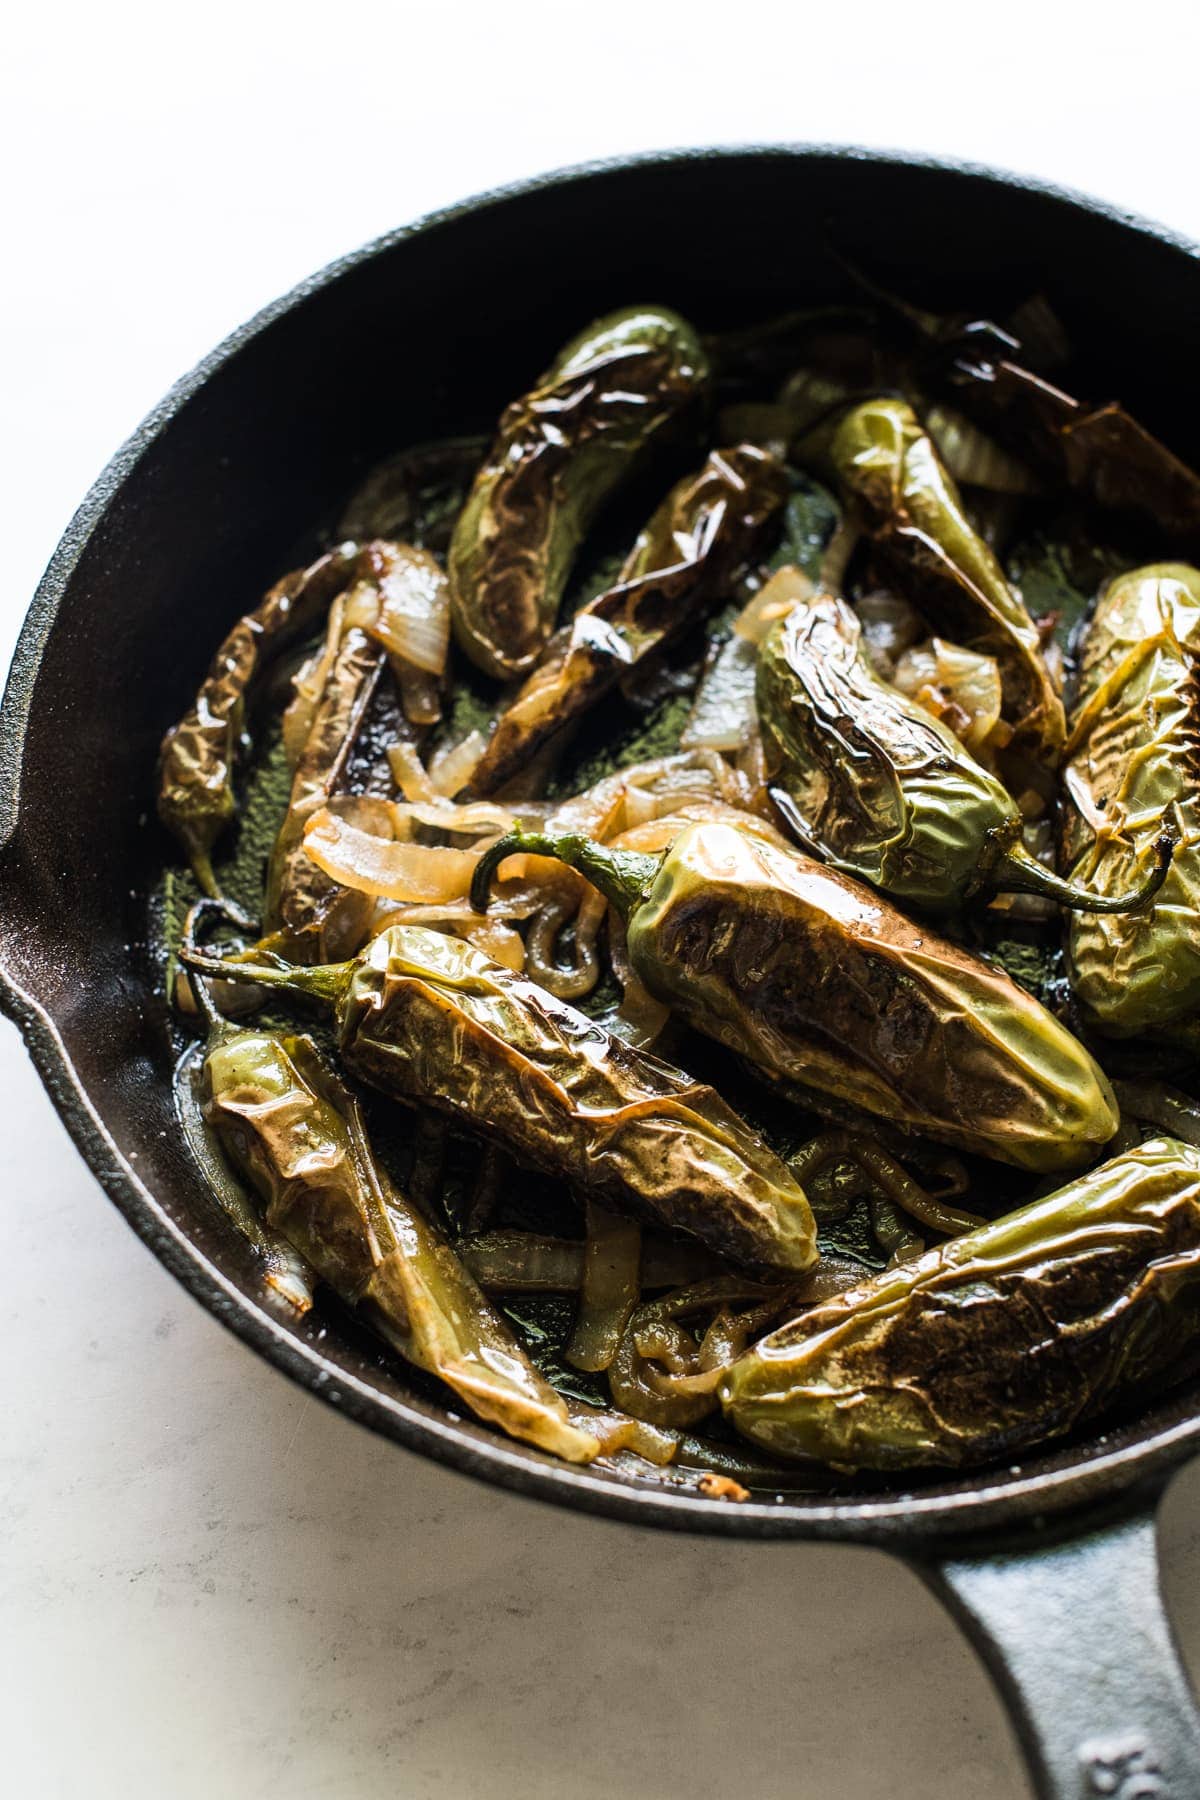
[990,827,1175,914]
[183,893,259,944]
[178,942,352,1009]
[180,895,264,1036]
[470,828,660,923]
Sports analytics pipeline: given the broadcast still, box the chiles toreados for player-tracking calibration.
[472,819,1118,1172]
[449,306,710,680]
[757,586,1173,916]
[470,444,787,793]
[798,395,1065,761]
[1064,564,1200,1042]
[721,1138,1200,1470]
[182,923,819,1276]
[157,285,1200,1485]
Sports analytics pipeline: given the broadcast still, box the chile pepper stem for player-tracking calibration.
[178,944,351,1007]
[184,964,228,1037]
[180,896,267,1036]
[992,828,1175,914]
[470,829,660,921]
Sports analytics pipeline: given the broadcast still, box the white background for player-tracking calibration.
[4,5,1200,1795]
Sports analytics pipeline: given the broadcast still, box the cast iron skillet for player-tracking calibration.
[3,147,1200,1799]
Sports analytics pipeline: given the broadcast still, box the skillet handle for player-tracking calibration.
[919,1500,1200,1799]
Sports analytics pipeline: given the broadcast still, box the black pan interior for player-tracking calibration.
[4,148,1200,1541]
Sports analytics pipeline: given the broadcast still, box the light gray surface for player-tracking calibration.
[4,8,1200,1795]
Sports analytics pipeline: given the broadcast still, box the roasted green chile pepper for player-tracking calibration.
[158,543,362,895]
[263,538,459,961]
[183,924,818,1275]
[470,444,787,794]
[800,397,1065,761]
[263,627,383,962]
[449,306,710,680]
[1065,564,1200,1040]
[174,1041,315,1315]
[757,589,1171,915]
[473,820,1118,1172]
[720,1137,1200,1469]
[203,1027,599,1464]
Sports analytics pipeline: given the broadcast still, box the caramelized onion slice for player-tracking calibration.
[366,542,451,675]
[302,806,481,903]
[566,1202,643,1373]
[387,741,438,803]
[893,636,1005,755]
[429,729,487,797]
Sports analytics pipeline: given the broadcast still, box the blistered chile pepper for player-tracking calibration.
[182,923,818,1275]
[1065,564,1200,1040]
[158,544,362,894]
[473,819,1118,1173]
[941,328,1200,545]
[721,1138,1200,1470]
[470,444,787,793]
[197,1003,598,1463]
[799,397,1065,761]
[757,589,1171,915]
[449,306,710,679]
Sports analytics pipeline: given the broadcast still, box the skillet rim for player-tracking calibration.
[3,141,1200,1543]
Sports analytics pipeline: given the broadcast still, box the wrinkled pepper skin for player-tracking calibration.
[264,538,454,962]
[1065,565,1200,1039]
[337,928,816,1274]
[838,270,1200,541]
[470,444,787,794]
[477,822,1118,1172]
[804,397,1065,761]
[449,306,710,680]
[625,825,1117,1171]
[203,1023,598,1463]
[263,627,383,962]
[720,1137,1200,1470]
[186,925,818,1275]
[758,591,1168,916]
[158,543,362,895]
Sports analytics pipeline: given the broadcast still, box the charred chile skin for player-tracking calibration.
[1065,564,1200,1040]
[721,1138,1200,1470]
[158,544,362,895]
[182,925,818,1276]
[757,591,1170,916]
[336,928,816,1274]
[475,821,1118,1172]
[800,397,1065,762]
[203,1023,597,1463]
[625,825,1116,1171]
[263,539,451,964]
[262,628,382,963]
[941,343,1200,546]
[449,306,710,680]
[470,444,787,794]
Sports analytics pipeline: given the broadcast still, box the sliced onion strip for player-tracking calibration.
[566,1203,643,1373]
[429,729,487,797]
[734,565,814,645]
[364,543,451,675]
[302,806,480,903]
[387,741,438,802]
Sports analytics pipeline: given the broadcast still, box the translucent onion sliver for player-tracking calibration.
[302,807,481,903]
